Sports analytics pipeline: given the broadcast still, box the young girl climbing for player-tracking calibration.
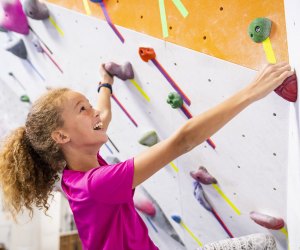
[0,62,293,250]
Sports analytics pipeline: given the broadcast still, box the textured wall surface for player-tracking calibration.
[284,0,300,249]
[0,1,292,249]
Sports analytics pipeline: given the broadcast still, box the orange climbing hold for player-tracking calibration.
[139,47,156,62]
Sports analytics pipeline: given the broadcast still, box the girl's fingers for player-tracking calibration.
[99,63,111,77]
[274,61,288,67]
[278,70,294,83]
[272,64,292,77]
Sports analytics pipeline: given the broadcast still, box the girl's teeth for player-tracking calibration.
[94,122,103,130]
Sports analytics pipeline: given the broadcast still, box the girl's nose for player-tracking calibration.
[94,109,100,117]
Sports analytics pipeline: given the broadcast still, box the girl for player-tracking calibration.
[0,62,293,250]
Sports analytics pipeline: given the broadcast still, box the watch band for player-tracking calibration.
[97,83,112,94]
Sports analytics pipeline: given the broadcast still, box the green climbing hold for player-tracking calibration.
[20,95,30,103]
[138,131,158,147]
[248,17,272,43]
[167,92,183,109]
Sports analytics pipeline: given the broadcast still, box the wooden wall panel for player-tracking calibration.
[46,0,288,70]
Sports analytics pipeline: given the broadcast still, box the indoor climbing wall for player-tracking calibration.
[0,0,297,249]
[283,0,300,249]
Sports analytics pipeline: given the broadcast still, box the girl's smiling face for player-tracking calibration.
[56,91,108,149]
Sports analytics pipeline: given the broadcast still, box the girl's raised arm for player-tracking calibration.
[97,64,114,130]
[133,62,293,188]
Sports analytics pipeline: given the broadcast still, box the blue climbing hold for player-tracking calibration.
[171,215,182,224]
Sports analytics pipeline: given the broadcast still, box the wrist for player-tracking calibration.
[238,85,255,105]
[100,77,113,85]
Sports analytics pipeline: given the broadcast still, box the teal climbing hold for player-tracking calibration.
[167,92,183,109]
[20,95,30,103]
[138,131,158,147]
[248,17,272,43]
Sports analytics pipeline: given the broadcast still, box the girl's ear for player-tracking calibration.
[51,130,70,144]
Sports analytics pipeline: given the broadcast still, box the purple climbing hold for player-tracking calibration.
[0,0,29,35]
[193,181,212,212]
[32,37,44,53]
[104,62,134,81]
[190,166,217,185]
[23,0,50,20]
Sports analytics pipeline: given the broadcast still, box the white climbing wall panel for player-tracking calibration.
[0,3,291,249]
[284,0,300,249]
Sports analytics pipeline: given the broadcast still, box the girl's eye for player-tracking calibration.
[80,106,86,112]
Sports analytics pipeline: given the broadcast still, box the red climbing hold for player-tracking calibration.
[139,47,156,62]
[274,73,298,102]
[190,166,217,185]
[250,211,285,230]
[134,198,156,217]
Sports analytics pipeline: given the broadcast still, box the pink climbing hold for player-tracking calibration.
[0,0,29,35]
[190,166,217,185]
[134,198,156,217]
[250,211,285,230]
[104,62,134,81]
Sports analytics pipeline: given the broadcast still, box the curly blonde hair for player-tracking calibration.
[0,88,70,220]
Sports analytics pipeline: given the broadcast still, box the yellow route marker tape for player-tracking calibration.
[262,37,276,63]
[280,227,288,238]
[83,0,92,15]
[49,16,64,37]
[181,221,203,247]
[172,0,188,18]
[279,228,289,250]
[129,79,150,102]
[169,161,179,172]
[212,184,241,215]
[158,0,168,38]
